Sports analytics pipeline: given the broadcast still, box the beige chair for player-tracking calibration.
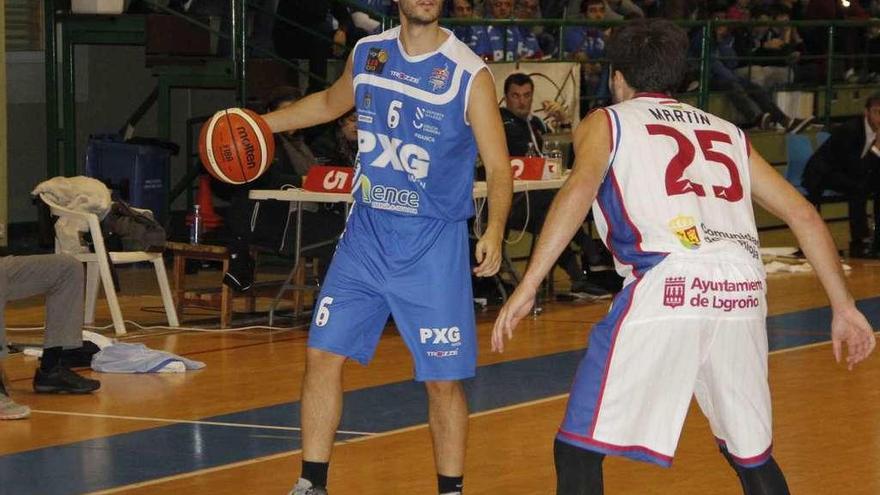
[40,194,179,335]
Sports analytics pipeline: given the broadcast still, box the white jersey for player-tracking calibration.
[592,94,762,283]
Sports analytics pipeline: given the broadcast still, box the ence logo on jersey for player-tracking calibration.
[358,129,431,180]
[419,326,462,345]
[358,175,421,215]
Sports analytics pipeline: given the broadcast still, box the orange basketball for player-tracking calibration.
[198,108,275,184]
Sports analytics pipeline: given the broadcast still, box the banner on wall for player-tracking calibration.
[489,62,581,129]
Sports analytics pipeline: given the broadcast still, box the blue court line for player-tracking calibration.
[1,297,878,495]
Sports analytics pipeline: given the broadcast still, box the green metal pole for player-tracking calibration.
[698,21,712,110]
[157,78,172,215]
[45,0,58,178]
[825,24,835,126]
[62,34,77,176]
[558,22,565,60]
[234,0,247,105]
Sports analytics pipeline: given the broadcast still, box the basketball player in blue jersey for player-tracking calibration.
[262,1,513,493]
[493,20,875,494]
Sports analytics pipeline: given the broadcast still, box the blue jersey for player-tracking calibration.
[351,27,487,222]
[478,25,542,62]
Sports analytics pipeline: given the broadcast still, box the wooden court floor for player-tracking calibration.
[1,252,879,494]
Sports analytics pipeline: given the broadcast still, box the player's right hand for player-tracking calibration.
[491,284,537,353]
[831,304,876,370]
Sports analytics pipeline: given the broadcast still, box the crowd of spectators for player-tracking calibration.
[254,0,871,126]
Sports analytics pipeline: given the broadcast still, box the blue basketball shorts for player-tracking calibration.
[307,205,477,382]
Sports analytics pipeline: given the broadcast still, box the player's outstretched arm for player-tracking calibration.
[491,109,610,352]
[262,55,356,133]
[749,150,876,369]
[468,68,513,278]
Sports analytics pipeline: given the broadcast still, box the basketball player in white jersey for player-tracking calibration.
[493,20,875,494]
[262,0,512,494]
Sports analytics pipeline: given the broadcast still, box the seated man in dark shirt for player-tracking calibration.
[500,73,609,297]
[803,93,880,257]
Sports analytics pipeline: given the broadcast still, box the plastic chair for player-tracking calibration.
[784,134,813,194]
[40,194,179,335]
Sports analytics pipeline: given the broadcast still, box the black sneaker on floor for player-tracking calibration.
[786,116,814,134]
[570,278,613,299]
[33,365,101,394]
[223,251,254,292]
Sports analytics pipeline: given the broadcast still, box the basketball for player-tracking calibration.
[198,108,275,184]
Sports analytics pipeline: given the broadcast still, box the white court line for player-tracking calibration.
[84,393,572,495]
[29,410,375,437]
[78,335,880,494]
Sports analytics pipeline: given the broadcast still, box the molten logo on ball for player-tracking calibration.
[235,125,257,170]
[198,107,275,184]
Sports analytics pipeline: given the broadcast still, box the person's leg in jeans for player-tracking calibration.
[1,255,99,398]
[713,77,763,127]
[811,173,870,255]
[741,78,790,126]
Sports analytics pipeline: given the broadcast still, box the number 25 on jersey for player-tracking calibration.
[646,124,744,202]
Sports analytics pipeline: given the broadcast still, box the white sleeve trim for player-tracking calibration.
[464,66,492,126]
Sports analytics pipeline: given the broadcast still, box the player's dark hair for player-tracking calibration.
[865,91,880,109]
[504,73,534,95]
[606,19,689,94]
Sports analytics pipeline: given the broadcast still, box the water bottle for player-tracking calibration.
[189,205,202,244]
[545,141,563,179]
[526,141,539,157]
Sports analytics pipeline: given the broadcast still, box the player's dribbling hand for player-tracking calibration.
[831,304,876,370]
[474,229,503,277]
[491,283,537,353]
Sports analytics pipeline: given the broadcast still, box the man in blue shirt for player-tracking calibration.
[479,0,543,61]
[563,0,611,109]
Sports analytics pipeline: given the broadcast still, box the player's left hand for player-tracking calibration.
[831,304,876,370]
[474,228,503,277]
[492,283,537,353]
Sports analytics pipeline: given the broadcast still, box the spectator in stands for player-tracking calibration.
[348,0,394,36]
[690,8,812,132]
[563,0,611,110]
[481,0,544,61]
[308,110,359,167]
[801,0,869,83]
[450,0,491,56]
[735,5,800,89]
[223,87,347,292]
[803,94,880,258]
[726,0,751,20]
[606,0,645,18]
[562,0,643,20]
[1,254,101,420]
[274,1,354,91]
[516,0,558,55]
[500,73,610,297]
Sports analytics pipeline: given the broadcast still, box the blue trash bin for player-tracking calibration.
[85,135,172,223]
